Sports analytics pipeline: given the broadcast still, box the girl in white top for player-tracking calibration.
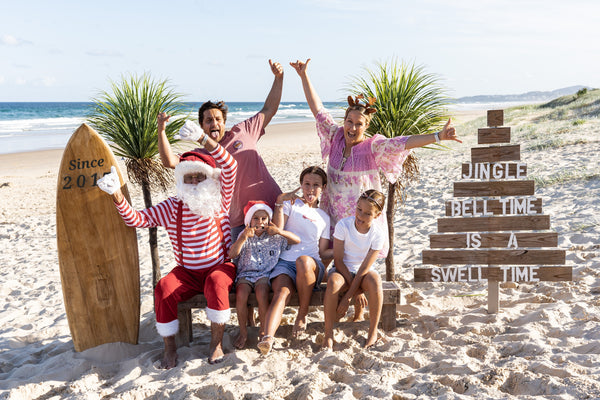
[258,166,330,355]
[323,189,386,350]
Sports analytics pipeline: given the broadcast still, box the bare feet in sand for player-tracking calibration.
[292,315,306,338]
[209,342,225,364]
[234,329,248,349]
[364,333,378,349]
[322,336,333,350]
[160,336,178,369]
[208,323,226,364]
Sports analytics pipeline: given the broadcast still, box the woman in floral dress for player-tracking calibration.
[290,59,462,257]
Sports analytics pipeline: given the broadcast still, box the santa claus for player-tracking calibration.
[98,124,237,368]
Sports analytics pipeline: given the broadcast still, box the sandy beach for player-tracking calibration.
[1,103,599,399]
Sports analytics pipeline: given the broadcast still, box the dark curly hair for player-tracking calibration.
[198,101,228,124]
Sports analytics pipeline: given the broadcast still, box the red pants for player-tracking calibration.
[154,263,235,330]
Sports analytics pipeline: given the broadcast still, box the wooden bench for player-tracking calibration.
[175,280,401,347]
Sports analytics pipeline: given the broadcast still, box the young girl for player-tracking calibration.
[228,201,300,349]
[323,189,386,350]
[258,166,331,355]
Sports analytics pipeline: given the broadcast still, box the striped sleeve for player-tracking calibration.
[209,144,237,214]
[114,197,175,228]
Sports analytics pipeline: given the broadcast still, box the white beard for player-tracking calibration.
[177,178,222,218]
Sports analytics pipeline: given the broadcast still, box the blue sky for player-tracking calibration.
[1,0,598,102]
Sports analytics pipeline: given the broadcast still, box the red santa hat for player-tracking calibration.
[243,200,273,226]
[175,150,220,184]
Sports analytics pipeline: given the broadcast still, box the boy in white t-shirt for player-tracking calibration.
[322,189,386,350]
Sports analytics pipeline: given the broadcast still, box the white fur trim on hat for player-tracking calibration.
[156,319,179,337]
[174,160,221,185]
[205,307,231,324]
[244,203,273,226]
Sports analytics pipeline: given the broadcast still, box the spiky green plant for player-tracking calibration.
[88,73,188,291]
[350,60,450,280]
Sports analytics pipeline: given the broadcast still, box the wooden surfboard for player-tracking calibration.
[56,123,140,352]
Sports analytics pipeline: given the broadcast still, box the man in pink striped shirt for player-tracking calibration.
[98,132,237,368]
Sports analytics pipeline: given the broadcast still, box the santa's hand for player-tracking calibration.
[97,166,120,195]
[175,120,203,141]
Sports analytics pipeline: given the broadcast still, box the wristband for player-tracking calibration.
[434,132,440,143]
[200,134,208,146]
[274,203,283,207]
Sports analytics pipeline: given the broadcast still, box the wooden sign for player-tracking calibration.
[415,266,572,282]
[487,110,504,127]
[445,198,543,216]
[454,180,535,197]
[461,162,526,180]
[417,109,571,313]
[430,232,558,248]
[478,127,511,144]
[471,145,520,163]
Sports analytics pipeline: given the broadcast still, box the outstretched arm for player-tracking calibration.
[290,59,323,117]
[259,59,284,127]
[405,118,462,149]
[157,112,180,168]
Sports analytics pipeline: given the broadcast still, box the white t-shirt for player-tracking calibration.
[280,199,330,262]
[333,216,384,274]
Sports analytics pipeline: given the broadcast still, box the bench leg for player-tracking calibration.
[175,308,192,348]
[380,304,397,331]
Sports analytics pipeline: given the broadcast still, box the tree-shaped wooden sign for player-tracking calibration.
[415,110,572,312]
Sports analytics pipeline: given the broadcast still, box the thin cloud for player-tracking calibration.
[1,34,32,46]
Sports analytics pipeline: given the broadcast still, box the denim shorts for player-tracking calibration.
[270,257,325,289]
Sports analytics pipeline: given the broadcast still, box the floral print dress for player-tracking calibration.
[315,108,411,257]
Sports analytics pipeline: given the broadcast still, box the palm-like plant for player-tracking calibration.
[88,73,188,291]
[350,60,450,281]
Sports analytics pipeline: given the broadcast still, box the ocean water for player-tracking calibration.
[0,100,532,155]
[0,102,348,155]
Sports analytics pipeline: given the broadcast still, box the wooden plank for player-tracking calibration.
[430,232,558,248]
[445,198,543,216]
[438,215,550,232]
[176,281,402,346]
[461,162,526,180]
[488,279,499,313]
[454,180,535,197]
[471,145,520,163]
[414,266,572,282]
[178,281,401,309]
[422,249,565,265]
[478,127,511,144]
[487,110,504,127]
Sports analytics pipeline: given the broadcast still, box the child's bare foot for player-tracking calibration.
[292,316,307,338]
[352,309,365,322]
[234,330,247,349]
[321,336,334,350]
[160,348,178,369]
[364,334,378,349]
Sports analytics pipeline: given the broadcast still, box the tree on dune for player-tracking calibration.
[350,60,450,281]
[87,74,187,294]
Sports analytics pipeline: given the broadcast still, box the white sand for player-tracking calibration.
[1,111,599,399]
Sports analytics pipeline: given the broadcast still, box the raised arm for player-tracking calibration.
[157,112,180,168]
[290,59,323,117]
[259,59,284,127]
[404,118,462,149]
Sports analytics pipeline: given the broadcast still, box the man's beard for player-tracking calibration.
[177,178,222,218]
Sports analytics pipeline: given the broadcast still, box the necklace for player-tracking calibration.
[340,145,352,170]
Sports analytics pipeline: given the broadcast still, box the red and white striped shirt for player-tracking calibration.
[114,145,237,270]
